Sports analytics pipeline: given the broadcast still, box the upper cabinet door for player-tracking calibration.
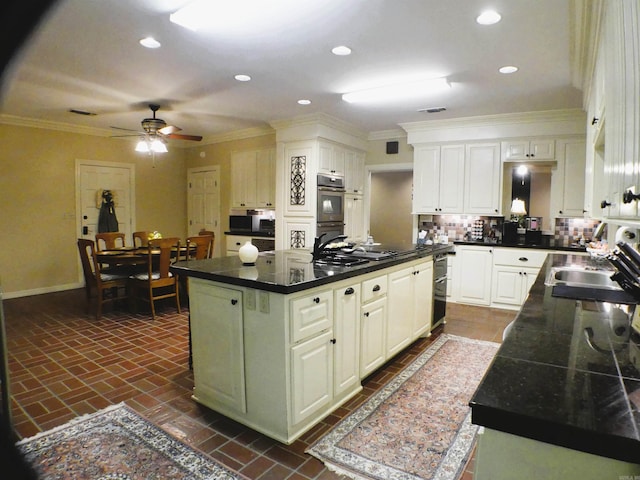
[502,139,555,161]
[464,143,501,215]
[412,146,441,213]
[439,145,465,213]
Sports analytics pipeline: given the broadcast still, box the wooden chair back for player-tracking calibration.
[95,232,126,251]
[132,231,150,247]
[77,238,129,319]
[186,235,213,260]
[198,230,215,258]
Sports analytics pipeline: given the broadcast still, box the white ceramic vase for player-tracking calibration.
[238,240,259,265]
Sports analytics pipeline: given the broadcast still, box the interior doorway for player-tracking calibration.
[369,171,414,245]
[187,167,221,257]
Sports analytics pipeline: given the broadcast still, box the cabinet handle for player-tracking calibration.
[372,285,381,292]
[363,312,370,317]
[231,299,238,305]
[345,287,355,295]
[559,210,563,214]
[519,257,528,262]
[600,200,611,208]
[313,297,320,303]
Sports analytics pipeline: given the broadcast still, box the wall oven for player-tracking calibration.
[432,252,448,330]
[317,174,345,224]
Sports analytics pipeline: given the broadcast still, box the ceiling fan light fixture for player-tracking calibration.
[135,139,150,153]
[342,77,450,104]
[150,138,168,153]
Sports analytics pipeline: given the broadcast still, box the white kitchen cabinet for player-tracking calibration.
[290,290,333,344]
[231,148,276,209]
[386,266,415,357]
[491,247,547,309]
[333,284,361,398]
[344,151,365,194]
[456,245,493,306]
[412,144,465,214]
[190,281,247,413]
[502,139,555,162]
[319,142,345,176]
[344,194,365,243]
[464,142,501,215]
[291,329,333,425]
[360,296,387,378]
[412,261,434,337]
[550,138,586,217]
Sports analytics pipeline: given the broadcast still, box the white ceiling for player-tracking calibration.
[0,0,584,143]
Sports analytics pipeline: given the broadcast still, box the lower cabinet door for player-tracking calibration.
[190,282,247,413]
[387,267,414,357]
[334,284,361,397]
[291,330,333,425]
[360,297,387,378]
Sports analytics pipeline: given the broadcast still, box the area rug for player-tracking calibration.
[16,403,246,479]
[307,334,499,480]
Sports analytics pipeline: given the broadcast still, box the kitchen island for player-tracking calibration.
[470,253,640,478]
[171,244,452,444]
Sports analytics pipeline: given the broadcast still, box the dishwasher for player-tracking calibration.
[432,252,448,330]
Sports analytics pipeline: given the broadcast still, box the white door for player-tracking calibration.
[188,167,220,256]
[76,160,135,244]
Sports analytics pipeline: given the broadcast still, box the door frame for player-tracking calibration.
[75,159,136,281]
[364,162,415,240]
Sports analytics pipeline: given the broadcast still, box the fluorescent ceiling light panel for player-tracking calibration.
[342,78,450,104]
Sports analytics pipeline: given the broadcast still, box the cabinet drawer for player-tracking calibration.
[226,235,253,252]
[492,248,547,268]
[361,275,388,303]
[290,290,333,343]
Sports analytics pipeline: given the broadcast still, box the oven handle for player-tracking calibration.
[435,277,447,284]
[318,186,346,193]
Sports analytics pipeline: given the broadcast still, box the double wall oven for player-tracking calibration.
[317,174,345,239]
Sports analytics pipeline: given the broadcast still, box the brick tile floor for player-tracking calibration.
[2,289,514,479]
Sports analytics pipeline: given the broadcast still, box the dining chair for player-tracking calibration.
[95,232,126,251]
[132,231,150,247]
[186,235,213,260]
[130,237,181,319]
[198,230,215,258]
[77,238,130,320]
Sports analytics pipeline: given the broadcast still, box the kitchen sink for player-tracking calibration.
[547,267,619,290]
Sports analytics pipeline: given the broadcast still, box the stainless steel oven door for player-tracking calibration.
[317,187,345,223]
[316,222,344,241]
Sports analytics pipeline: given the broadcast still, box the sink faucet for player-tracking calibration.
[312,234,348,261]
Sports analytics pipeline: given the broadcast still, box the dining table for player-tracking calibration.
[96,244,196,267]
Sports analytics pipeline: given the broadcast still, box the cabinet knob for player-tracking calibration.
[313,297,320,303]
[600,200,611,209]
[345,287,355,295]
[330,338,337,344]
[363,312,370,317]
[231,299,238,305]
[372,285,381,292]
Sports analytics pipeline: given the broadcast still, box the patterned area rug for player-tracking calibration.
[307,334,499,480]
[16,403,246,479]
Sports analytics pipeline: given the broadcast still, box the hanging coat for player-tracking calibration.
[97,190,119,233]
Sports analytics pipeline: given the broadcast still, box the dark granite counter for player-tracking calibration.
[453,240,587,252]
[225,230,275,238]
[171,243,453,294]
[470,253,640,463]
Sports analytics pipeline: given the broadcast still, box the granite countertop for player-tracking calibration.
[171,243,453,294]
[470,253,640,463]
[453,239,587,252]
[225,230,275,238]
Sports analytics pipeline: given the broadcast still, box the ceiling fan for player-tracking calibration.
[112,104,203,143]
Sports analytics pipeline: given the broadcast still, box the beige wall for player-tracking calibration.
[0,123,188,295]
[369,171,414,244]
[366,137,413,166]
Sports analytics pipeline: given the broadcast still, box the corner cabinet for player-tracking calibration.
[464,143,501,215]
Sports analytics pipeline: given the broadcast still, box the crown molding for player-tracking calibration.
[0,113,112,137]
[367,128,407,141]
[570,0,604,107]
[270,112,368,141]
[200,125,275,145]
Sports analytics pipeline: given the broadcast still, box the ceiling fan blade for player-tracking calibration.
[158,125,181,135]
[166,133,203,141]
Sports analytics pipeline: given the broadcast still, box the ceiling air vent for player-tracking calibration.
[418,107,446,114]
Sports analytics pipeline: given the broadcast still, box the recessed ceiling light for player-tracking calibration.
[331,45,352,56]
[297,99,312,105]
[476,10,501,25]
[139,37,161,49]
[234,74,251,82]
[499,65,519,74]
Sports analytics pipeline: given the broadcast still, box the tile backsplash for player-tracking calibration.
[418,215,602,246]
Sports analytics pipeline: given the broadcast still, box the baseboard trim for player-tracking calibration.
[2,282,82,299]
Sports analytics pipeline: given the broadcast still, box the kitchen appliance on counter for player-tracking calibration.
[317,174,345,238]
[502,221,519,245]
[432,252,448,330]
[229,215,253,233]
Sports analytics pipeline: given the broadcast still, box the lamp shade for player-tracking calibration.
[510,198,527,216]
